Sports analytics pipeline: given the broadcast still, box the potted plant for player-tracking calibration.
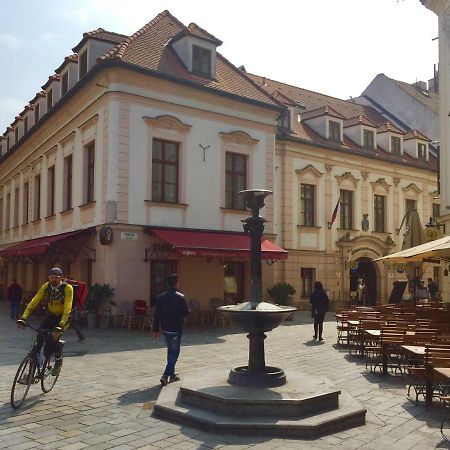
[85,283,115,328]
[267,282,296,320]
[267,282,296,306]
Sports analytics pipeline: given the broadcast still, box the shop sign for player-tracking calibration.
[121,231,138,241]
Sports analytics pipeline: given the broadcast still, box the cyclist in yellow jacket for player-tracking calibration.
[17,267,73,375]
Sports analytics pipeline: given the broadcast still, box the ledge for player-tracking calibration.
[220,207,247,214]
[45,214,56,220]
[145,200,188,209]
[60,208,74,216]
[297,225,322,230]
[79,201,96,210]
[31,219,41,224]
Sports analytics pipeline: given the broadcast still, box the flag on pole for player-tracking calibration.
[328,199,340,229]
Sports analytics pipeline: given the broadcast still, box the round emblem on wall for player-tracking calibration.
[99,226,113,245]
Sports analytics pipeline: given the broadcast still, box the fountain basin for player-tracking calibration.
[218,301,297,332]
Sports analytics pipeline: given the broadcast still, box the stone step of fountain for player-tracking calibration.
[180,382,340,417]
[153,370,366,439]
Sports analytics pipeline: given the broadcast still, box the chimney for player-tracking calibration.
[414,80,427,91]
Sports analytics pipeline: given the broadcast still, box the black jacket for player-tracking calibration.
[309,288,330,315]
[153,287,190,333]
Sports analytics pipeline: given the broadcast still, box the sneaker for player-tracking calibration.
[160,376,168,386]
[169,374,180,383]
[51,362,62,376]
[319,337,324,341]
[78,337,86,343]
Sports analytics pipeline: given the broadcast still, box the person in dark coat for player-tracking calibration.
[309,281,330,341]
[152,274,190,386]
[427,278,438,301]
[8,279,22,319]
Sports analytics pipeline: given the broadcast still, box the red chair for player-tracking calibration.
[134,299,152,331]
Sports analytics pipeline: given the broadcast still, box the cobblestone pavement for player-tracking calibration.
[0,304,449,450]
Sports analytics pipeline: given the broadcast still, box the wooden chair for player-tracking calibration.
[187,298,207,327]
[209,297,228,327]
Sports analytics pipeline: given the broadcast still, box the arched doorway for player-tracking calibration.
[349,258,378,306]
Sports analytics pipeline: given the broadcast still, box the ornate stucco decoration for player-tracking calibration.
[218,130,259,145]
[370,177,391,192]
[393,177,401,186]
[144,115,192,132]
[360,171,369,181]
[325,164,334,173]
[59,131,76,146]
[335,171,359,188]
[78,114,99,132]
[402,183,423,194]
[295,165,324,178]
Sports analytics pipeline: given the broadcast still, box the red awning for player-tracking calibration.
[0,229,93,258]
[148,227,288,260]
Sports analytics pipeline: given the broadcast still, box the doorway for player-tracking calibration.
[150,260,177,307]
[349,258,378,306]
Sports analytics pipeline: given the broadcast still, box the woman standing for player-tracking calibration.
[310,281,330,341]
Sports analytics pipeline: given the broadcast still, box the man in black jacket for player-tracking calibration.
[153,274,190,386]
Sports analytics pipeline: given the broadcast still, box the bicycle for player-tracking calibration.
[11,323,64,409]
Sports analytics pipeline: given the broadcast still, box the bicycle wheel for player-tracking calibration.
[41,354,61,393]
[11,356,34,409]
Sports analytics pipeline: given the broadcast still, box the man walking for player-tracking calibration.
[152,274,189,386]
[8,279,22,319]
[427,278,438,301]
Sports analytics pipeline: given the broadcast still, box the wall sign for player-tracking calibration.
[121,231,138,241]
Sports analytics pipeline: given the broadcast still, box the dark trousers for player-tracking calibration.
[36,314,63,359]
[314,312,326,339]
[10,298,20,319]
[70,311,85,341]
[163,331,182,377]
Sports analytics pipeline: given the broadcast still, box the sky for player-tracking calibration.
[0,0,438,133]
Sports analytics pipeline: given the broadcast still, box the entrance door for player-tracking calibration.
[349,258,378,306]
[150,260,176,307]
[224,262,245,304]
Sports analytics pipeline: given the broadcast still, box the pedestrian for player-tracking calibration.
[415,280,430,303]
[152,273,190,386]
[8,279,22,320]
[17,267,73,375]
[65,276,87,342]
[427,277,438,301]
[309,281,330,342]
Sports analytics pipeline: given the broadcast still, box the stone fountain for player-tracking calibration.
[153,189,366,438]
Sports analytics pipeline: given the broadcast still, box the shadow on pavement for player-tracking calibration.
[117,385,161,406]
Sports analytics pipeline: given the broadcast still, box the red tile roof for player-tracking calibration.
[171,22,223,46]
[55,54,78,74]
[72,28,128,53]
[377,121,404,134]
[301,106,346,121]
[42,74,60,90]
[404,129,431,141]
[344,115,377,128]
[98,11,279,108]
[247,73,436,172]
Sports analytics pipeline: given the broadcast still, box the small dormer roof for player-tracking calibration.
[72,28,128,53]
[31,91,46,104]
[170,22,222,46]
[41,74,60,90]
[403,129,431,141]
[377,121,404,134]
[343,115,377,128]
[11,116,22,127]
[301,105,345,121]
[55,54,78,74]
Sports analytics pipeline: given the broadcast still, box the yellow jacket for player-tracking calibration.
[22,282,73,327]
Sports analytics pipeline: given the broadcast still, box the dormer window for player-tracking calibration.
[363,129,375,149]
[61,72,69,96]
[6,137,10,150]
[79,50,88,78]
[34,104,40,123]
[24,117,28,133]
[328,120,341,141]
[14,128,19,144]
[47,89,53,111]
[192,45,211,77]
[391,136,401,154]
[418,142,426,159]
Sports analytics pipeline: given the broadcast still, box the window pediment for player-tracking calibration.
[144,115,192,132]
[295,164,324,178]
[219,130,259,146]
[335,171,359,188]
[370,178,391,192]
[402,183,423,194]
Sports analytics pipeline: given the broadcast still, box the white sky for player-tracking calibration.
[0,0,438,133]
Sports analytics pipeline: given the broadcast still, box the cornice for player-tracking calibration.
[295,164,324,178]
[144,115,192,132]
[219,130,259,145]
[335,171,359,188]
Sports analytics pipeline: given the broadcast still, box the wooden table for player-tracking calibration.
[401,345,426,356]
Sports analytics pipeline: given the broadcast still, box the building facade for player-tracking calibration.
[0,12,284,311]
